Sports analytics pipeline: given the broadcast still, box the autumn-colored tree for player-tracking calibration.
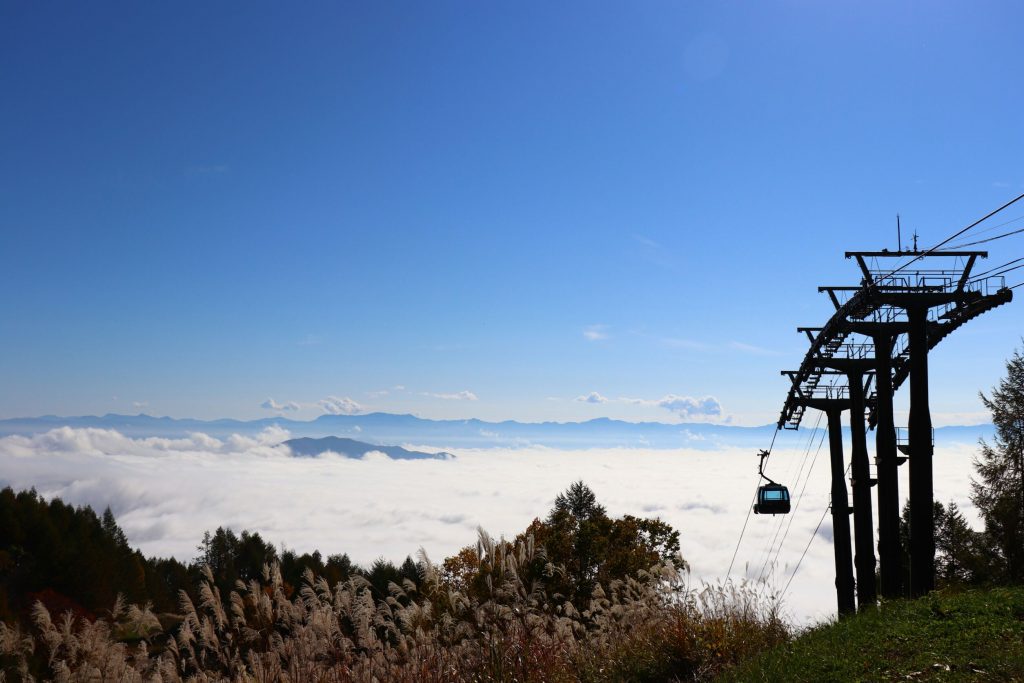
[516,481,683,602]
[441,545,480,592]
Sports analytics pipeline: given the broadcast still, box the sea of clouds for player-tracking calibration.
[0,426,983,625]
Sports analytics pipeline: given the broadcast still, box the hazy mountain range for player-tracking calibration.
[284,436,452,460]
[0,412,994,450]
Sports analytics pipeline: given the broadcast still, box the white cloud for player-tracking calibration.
[620,394,723,419]
[583,325,609,341]
[0,426,983,626]
[657,394,722,419]
[576,391,609,404]
[132,401,148,411]
[427,391,479,401]
[261,398,300,412]
[318,396,362,415]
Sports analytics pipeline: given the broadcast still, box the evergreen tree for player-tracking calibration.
[552,481,606,521]
[972,346,1024,584]
[935,501,983,586]
[101,506,129,549]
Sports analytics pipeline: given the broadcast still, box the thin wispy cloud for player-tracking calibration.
[576,392,609,404]
[261,398,300,412]
[632,234,661,249]
[657,336,712,351]
[318,396,362,415]
[728,340,781,356]
[583,325,609,341]
[649,335,775,356]
[631,234,675,269]
[427,391,479,401]
[298,334,325,346]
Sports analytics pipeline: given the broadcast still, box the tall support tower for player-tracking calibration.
[869,329,904,598]
[778,247,1011,615]
[786,382,856,615]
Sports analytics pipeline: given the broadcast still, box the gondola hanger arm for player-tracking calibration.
[757,449,779,486]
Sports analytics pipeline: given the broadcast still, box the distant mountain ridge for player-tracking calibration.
[284,436,452,460]
[0,412,994,450]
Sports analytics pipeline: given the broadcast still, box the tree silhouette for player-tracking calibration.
[972,346,1024,584]
[527,481,682,602]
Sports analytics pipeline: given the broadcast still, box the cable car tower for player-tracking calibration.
[775,246,1012,615]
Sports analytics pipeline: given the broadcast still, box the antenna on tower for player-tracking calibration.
[912,230,919,252]
[897,214,902,252]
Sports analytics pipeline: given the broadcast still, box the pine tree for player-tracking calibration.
[935,501,982,586]
[971,346,1024,584]
[551,480,606,521]
[101,506,129,549]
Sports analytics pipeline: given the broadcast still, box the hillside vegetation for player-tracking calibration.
[722,587,1024,682]
[0,482,788,681]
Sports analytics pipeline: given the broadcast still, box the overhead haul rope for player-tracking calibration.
[971,256,1024,279]
[946,212,1024,243]
[780,462,851,603]
[947,224,1024,249]
[781,500,830,600]
[761,423,827,586]
[975,262,1024,280]
[755,409,824,584]
[726,426,781,579]
[875,191,1024,282]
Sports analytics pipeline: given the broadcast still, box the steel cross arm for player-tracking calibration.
[821,285,950,293]
[842,320,910,335]
[782,369,851,377]
[844,250,988,258]
[779,282,880,429]
[797,327,822,343]
[811,357,877,373]
[957,254,979,292]
[869,292,968,307]
[859,287,1014,428]
[792,397,852,412]
[847,251,988,285]
[885,288,1014,399]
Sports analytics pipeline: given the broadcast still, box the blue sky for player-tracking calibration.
[2,1,1022,425]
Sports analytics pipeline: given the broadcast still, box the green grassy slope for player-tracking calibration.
[721,587,1024,682]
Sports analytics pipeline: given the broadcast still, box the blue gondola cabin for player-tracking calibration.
[754,484,791,515]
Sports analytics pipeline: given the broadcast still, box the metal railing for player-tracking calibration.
[895,426,935,447]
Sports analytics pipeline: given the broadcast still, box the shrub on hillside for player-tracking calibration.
[0,531,785,682]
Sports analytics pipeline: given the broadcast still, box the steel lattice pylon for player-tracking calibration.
[777,249,1012,615]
